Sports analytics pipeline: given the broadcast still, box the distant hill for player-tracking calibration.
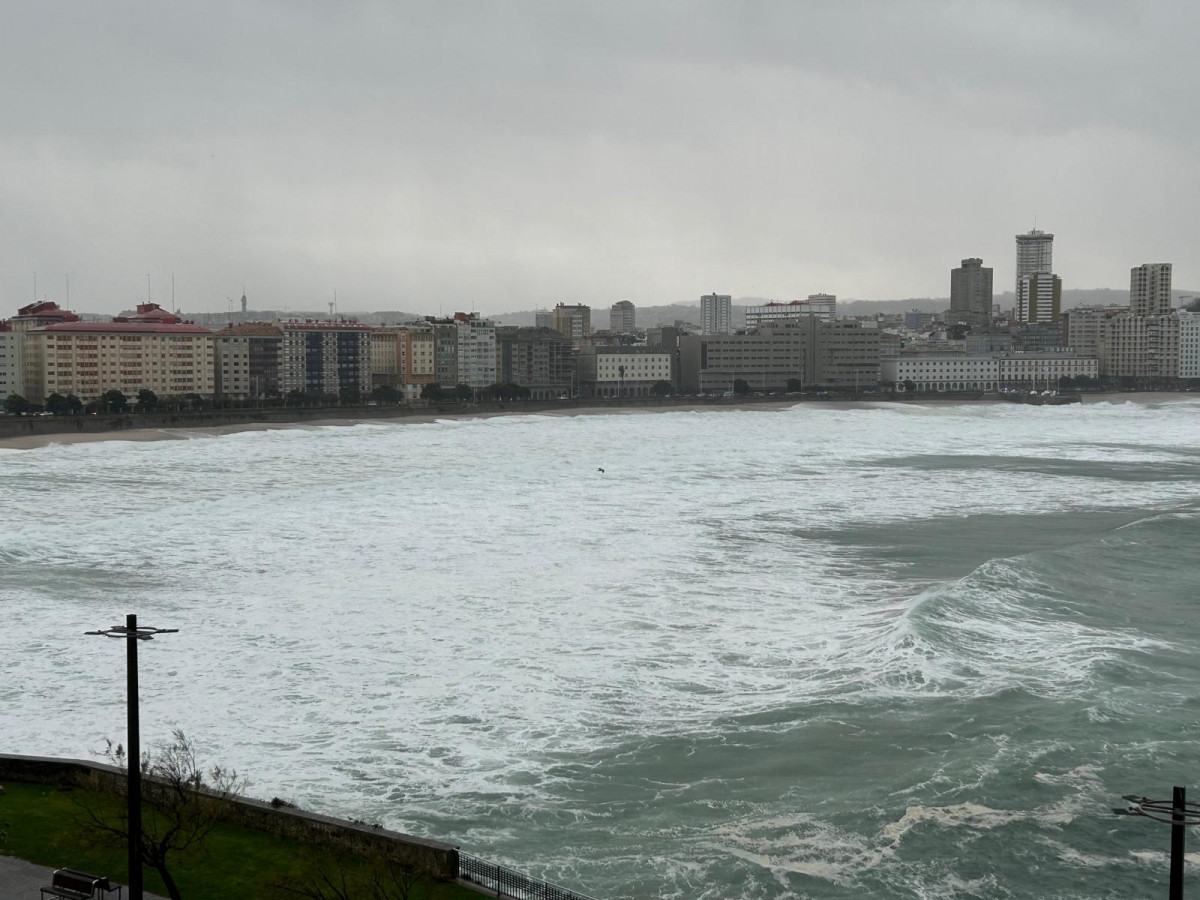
[180,289,1200,329]
[490,289,1200,328]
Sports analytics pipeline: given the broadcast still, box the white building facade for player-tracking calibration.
[995,352,1098,389]
[882,355,998,392]
[1101,313,1179,379]
[1130,263,1173,317]
[1179,312,1200,379]
[581,348,673,397]
[700,293,732,335]
[745,295,836,327]
[1015,229,1054,294]
[455,314,497,388]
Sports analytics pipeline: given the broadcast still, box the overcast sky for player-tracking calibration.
[2,1,1197,315]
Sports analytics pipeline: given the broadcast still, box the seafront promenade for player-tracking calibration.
[3,390,1169,451]
[0,390,1183,452]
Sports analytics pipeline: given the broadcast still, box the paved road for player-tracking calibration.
[0,854,166,899]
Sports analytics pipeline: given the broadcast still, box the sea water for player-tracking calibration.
[3,400,1200,899]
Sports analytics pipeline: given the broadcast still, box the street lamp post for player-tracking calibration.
[86,614,178,900]
[1115,786,1200,900]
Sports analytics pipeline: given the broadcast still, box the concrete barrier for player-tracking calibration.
[0,753,459,880]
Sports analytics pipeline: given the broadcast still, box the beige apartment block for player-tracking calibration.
[0,325,19,398]
[214,323,283,399]
[26,313,216,403]
[371,324,436,398]
[1060,306,1126,359]
[371,328,403,386]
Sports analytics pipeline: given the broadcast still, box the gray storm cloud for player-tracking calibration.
[1,1,1196,314]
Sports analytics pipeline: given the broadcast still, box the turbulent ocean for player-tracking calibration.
[3,399,1200,899]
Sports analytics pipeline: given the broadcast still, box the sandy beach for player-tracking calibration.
[0,394,1193,452]
[0,401,806,451]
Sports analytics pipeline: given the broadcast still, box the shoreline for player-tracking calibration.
[0,393,1194,452]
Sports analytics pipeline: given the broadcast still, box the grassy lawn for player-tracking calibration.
[0,781,482,899]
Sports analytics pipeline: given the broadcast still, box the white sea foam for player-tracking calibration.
[4,400,1200,898]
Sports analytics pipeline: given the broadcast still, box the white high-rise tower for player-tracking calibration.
[1129,263,1172,317]
[1015,228,1058,323]
[1015,229,1054,294]
[700,293,732,335]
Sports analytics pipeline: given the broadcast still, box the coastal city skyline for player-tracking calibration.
[4,224,1197,411]
[3,3,1199,313]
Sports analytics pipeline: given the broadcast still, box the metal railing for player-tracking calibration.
[458,852,600,900]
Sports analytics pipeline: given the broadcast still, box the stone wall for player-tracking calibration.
[0,753,459,880]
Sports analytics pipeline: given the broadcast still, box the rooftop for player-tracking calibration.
[37,321,213,335]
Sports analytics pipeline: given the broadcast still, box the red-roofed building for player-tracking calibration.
[745,294,837,329]
[22,311,215,404]
[3,302,81,400]
[13,301,79,328]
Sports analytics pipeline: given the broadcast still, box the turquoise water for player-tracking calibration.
[2,400,1199,898]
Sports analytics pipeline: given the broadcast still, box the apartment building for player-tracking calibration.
[278,320,372,396]
[1179,312,1200,379]
[213,323,282,399]
[495,326,574,399]
[609,301,636,333]
[423,318,460,387]
[949,259,993,326]
[1060,306,1126,359]
[552,304,591,345]
[24,304,215,403]
[0,324,18,398]
[370,328,403,387]
[1130,263,1172,317]
[455,312,497,388]
[1101,313,1179,379]
[700,293,733,335]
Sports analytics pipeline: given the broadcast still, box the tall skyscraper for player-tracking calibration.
[1017,272,1062,324]
[950,258,994,325]
[609,300,636,333]
[1129,263,1172,316]
[700,293,732,335]
[1015,229,1054,294]
[1015,229,1058,325]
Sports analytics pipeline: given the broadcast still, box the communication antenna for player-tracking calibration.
[147,273,151,304]
[33,270,36,301]
[66,274,69,307]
